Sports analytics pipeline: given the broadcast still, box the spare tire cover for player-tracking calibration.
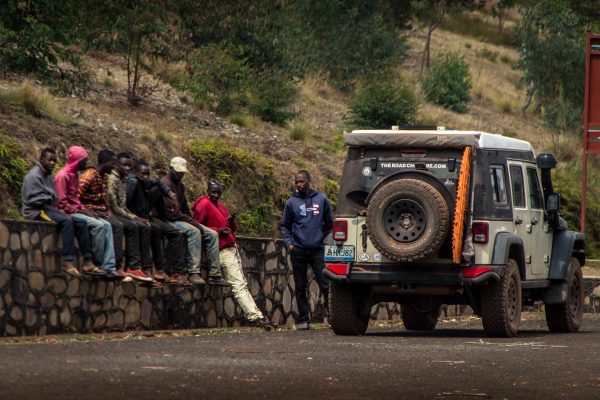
[367,178,450,262]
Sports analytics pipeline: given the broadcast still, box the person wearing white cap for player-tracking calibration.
[155,156,230,286]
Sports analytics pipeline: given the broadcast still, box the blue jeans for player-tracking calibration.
[72,213,116,271]
[170,221,202,274]
[169,222,221,276]
[40,210,92,261]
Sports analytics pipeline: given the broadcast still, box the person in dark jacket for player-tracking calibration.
[22,148,97,277]
[280,170,333,330]
[156,157,229,287]
[126,159,186,285]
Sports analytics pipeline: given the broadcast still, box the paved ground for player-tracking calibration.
[1,313,600,400]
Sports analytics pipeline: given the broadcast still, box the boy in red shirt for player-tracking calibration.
[191,180,272,330]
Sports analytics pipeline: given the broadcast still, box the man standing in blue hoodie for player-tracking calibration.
[281,170,333,330]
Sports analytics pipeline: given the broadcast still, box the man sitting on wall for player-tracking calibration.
[125,159,186,285]
[107,152,155,283]
[54,146,115,277]
[22,147,97,277]
[157,156,229,286]
[192,180,273,330]
[78,149,131,280]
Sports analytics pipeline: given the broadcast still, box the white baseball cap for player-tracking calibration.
[170,156,188,173]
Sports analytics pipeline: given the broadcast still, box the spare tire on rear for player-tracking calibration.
[367,178,450,262]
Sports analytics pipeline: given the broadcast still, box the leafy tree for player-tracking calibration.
[0,0,85,90]
[349,73,418,128]
[411,0,474,78]
[517,0,599,132]
[79,0,174,105]
[289,0,407,89]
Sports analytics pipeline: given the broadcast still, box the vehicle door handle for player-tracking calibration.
[531,218,538,226]
[515,217,523,225]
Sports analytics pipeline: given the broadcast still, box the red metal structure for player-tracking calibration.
[581,32,600,233]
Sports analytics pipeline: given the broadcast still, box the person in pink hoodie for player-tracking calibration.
[54,146,119,278]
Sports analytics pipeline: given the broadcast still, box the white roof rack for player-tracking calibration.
[348,130,534,153]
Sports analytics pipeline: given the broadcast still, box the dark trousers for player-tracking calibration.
[290,247,329,323]
[151,218,185,274]
[41,210,92,261]
[115,215,151,270]
[103,214,137,269]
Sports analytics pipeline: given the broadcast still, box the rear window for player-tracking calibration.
[490,165,507,205]
[509,165,525,208]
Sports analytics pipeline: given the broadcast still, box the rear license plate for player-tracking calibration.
[324,245,355,262]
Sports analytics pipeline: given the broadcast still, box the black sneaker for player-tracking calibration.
[250,317,273,331]
[207,275,231,287]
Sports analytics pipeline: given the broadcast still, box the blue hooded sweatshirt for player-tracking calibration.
[280,189,333,249]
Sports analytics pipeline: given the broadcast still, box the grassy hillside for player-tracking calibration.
[0,10,593,247]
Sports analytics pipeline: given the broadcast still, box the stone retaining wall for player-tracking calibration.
[0,219,598,336]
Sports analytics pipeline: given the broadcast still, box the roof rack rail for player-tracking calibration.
[391,125,446,131]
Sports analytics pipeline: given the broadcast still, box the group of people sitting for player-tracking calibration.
[21,146,273,329]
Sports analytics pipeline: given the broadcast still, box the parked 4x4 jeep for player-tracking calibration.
[324,127,585,337]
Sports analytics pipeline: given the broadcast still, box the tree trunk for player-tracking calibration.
[520,81,535,113]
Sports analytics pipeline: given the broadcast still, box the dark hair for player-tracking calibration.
[116,151,132,160]
[134,159,149,172]
[98,149,116,165]
[208,179,223,190]
[40,147,56,159]
[297,170,311,181]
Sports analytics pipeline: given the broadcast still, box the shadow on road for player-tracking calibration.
[365,328,555,339]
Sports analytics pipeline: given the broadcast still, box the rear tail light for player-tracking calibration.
[332,219,348,241]
[461,266,492,278]
[326,264,349,275]
[472,222,489,244]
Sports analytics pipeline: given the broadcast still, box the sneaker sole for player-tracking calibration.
[127,273,153,283]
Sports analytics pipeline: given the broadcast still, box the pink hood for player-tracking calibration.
[54,146,89,213]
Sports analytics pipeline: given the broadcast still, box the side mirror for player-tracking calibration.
[546,193,560,212]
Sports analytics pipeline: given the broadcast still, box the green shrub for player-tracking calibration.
[186,138,280,236]
[553,164,600,257]
[0,133,28,192]
[289,124,313,141]
[228,112,256,129]
[325,179,340,210]
[423,54,472,113]
[348,74,418,128]
[182,45,251,114]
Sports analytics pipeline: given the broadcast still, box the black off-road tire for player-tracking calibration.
[367,178,450,262]
[545,258,584,333]
[329,281,371,336]
[480,259,522,337]
[400,303,441,331]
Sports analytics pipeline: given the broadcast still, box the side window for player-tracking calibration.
[509,165,525,208]
[526,167,543,209]
[490,165,508,205]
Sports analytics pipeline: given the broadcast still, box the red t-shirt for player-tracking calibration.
[191,195,238,250]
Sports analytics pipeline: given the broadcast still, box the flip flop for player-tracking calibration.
[82,266,108,276]
[62,265,82,278]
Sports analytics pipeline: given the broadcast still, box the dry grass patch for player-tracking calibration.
[0,84,72,125]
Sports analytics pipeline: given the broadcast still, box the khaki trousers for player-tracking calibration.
[220,246,263,321]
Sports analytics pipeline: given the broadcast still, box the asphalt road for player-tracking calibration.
[1,314,600,400]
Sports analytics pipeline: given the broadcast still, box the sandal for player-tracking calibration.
[62,264,82,278]
[82,265,108,276]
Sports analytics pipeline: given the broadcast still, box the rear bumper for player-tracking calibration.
[324,263,504,286]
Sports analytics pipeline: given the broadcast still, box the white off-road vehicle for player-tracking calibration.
[324,127,585,337]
